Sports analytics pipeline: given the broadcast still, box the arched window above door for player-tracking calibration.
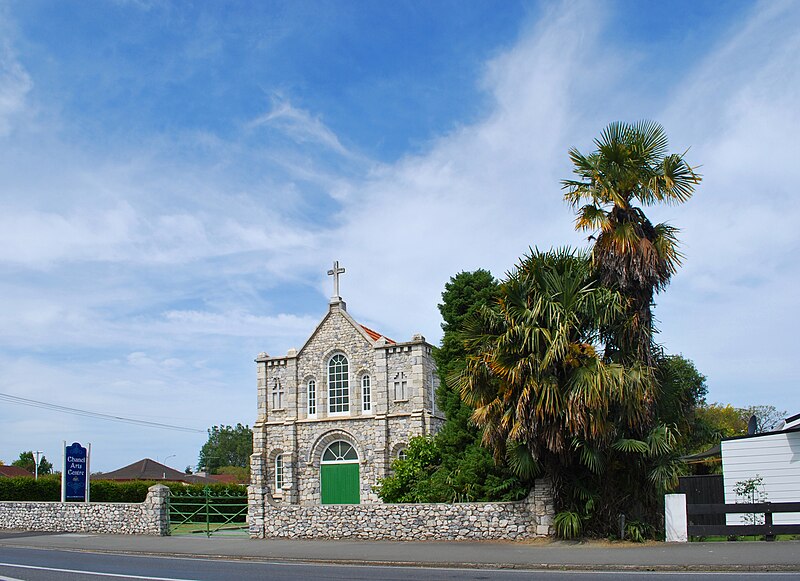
[321,441,358,462]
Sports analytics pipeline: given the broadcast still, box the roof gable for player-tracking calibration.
[295,302,393,358]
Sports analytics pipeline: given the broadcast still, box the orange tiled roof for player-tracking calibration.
[361,324,394,344]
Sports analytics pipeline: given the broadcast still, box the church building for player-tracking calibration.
[250,262,444,505]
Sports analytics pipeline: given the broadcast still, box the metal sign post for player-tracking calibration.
[86,443,91,503]
[61,441,66,503]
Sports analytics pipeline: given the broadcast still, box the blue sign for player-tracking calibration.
[65,442,88,500]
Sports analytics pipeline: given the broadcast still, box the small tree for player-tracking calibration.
[696,403,748,438]
[738,405,787,433]
[733,474,767,526]
[198,424,252,473]
[12,451,53,475]
[216,465,250,482]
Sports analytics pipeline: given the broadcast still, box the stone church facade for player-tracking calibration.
[250,264,444,505]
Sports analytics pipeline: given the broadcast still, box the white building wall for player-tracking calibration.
[721,430,800,525]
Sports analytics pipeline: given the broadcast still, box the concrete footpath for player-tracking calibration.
[1,530,799,572]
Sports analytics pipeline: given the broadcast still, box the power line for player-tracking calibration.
[0,392,205,433]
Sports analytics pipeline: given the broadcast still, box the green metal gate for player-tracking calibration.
[168,487,248,536]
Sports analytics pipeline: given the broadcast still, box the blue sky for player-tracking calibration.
[1,0,798,472]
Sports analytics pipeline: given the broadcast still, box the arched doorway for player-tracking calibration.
[320,441,360,504]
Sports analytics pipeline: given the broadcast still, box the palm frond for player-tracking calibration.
[612,438,649,454]
[505,440,542,480]
[646,424,676,457]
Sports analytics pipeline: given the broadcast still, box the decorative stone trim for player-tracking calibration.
[389,442,408,459]
[0,484,170,536]
[306,429,360,465]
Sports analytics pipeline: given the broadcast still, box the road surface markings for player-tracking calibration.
[0,562,200,581]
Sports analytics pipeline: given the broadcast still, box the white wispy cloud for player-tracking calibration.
[249,95,352,157]
[265,0,799,414]
[323,1,612,339]
[0,33,32,135]
[652,0,800,406]
[2,0,798,471]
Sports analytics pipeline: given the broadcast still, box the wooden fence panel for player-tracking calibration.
[678,475,724,526]
[687,501,800,539]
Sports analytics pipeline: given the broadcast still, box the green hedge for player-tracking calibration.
[0,476,246,503]
[0,475,61,501]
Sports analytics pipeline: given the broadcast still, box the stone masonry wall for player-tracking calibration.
[250,479,554,540]
[0,484,169,536]
[252,301,445,506]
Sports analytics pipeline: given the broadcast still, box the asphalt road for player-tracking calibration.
[4,530,800,571]
[1,547,799,581]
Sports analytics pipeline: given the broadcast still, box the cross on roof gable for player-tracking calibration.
[327,260,345,299]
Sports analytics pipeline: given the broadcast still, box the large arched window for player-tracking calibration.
[328,353,350,414]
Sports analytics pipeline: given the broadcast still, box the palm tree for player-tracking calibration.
[457,249,652,466]
[456,248,678,536]
[562,121,701,365]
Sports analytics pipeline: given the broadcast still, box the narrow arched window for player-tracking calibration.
[362,375,372,412]
[307,379,317,416]
[275,454,284,490]
[271,378,284,410]
[328,354,350,414]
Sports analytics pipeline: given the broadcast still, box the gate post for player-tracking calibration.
[145,484,171,536]
[248,484,267,538]
[665,493,688,542]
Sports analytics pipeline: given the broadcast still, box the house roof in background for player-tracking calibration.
[680,444,721,463]
[94,458,215,484]
[0,465,34,478]
[783,412,800,428]
[722,425,800,442]
[207,473,241,484]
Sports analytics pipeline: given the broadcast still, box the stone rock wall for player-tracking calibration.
[0,484,169,536]
[250,479,554,540]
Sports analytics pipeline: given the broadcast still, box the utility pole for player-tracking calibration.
[33,450,43,480]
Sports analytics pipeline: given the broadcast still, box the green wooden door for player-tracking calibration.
[321,462,360,504]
